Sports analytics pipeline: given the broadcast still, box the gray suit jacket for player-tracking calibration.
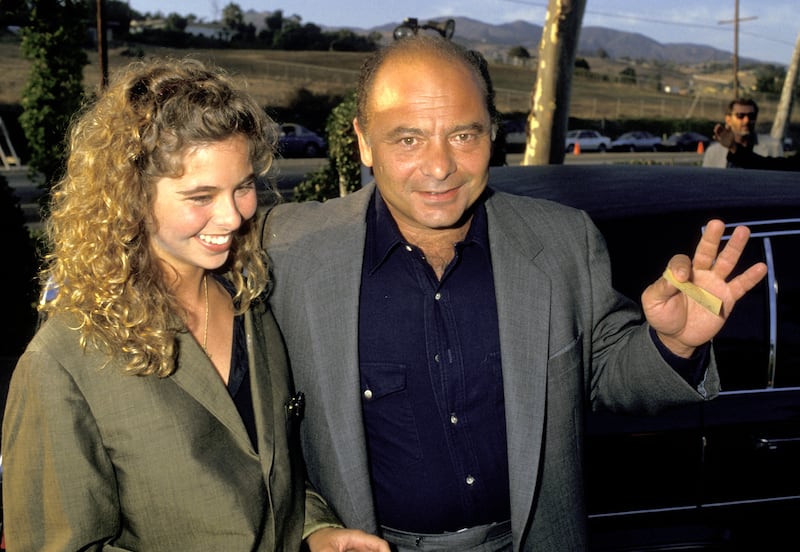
[2,300,339,551]
[263,184,719,551]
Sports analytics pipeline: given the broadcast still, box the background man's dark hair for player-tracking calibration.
[727,98,759,115]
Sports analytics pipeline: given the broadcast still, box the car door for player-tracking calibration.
[697,219,800,542]
[586,216,800,549]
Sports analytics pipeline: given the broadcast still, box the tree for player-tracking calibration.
[574,57,590,71]
[523,0,587,166]
[619,67,637,84]
[222,2,244,30]
[165,12,189,33]
[19,0,89,193]
[754,64,786,94]
[508,45,531,61]
[0,0,31,26]
[265,9,284,33]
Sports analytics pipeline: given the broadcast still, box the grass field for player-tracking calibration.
[1,38,797,140]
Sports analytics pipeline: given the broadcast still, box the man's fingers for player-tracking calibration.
[711,225,751,279]
[693,219,725,271]
[727,262,768,301]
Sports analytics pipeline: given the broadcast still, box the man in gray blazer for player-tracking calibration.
[262,35,767,551]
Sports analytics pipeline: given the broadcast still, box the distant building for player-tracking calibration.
[129,18,228,41]
[185,22,226,40]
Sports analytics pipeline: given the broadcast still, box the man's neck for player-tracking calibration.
[396,221,472,280]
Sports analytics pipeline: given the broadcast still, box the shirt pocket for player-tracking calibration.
[360,363,424,466]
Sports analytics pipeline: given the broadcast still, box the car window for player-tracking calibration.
[772,233,800,387]
[713,220,800,391]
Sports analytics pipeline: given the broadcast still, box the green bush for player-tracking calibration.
[0,173,39,357]
[293,91,362,202]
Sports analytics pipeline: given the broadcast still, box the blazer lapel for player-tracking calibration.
[301,186,378,530]
[486,192,551,550]
[245,306,276,476]
[170,332,254,451]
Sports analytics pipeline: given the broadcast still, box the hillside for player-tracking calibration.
[298,15,759,66]
[1,19,796,148]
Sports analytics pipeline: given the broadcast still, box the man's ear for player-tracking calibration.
[353,118,373,168]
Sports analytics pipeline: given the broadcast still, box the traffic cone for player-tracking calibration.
[696,141,704,154]
[574,142,581,155]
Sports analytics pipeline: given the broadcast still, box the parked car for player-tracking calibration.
[277,123,327,158]
[610,130,662,152]
[500,118,527,153]
[661,131,710,152]
[489,164,800,551]
[565,129,612,153]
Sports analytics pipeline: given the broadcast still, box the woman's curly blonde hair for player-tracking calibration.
[41,57,277,377]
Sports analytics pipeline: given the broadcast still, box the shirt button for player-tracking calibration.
[450,414,458,425]
[466,475,475,486]
[363,389,373,400]
[434,354,440,363]
[434,292,442,300]
[404,245,413,252]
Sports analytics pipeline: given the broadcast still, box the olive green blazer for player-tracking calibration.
[2,301,339,551]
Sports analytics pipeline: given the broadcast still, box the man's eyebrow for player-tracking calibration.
[385,122,489,139]
[451,122,490,134]
[385,126,425,139]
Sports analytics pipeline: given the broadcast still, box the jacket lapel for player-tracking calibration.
[486,192,551,550]
[301,186,378,530]
[170,332,254,451]
[245,306,276,476]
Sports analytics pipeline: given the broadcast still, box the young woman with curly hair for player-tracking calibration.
[1,57,388,552]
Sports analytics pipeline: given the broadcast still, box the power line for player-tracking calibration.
[501,0,794,49]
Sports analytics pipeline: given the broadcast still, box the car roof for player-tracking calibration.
[489,164,800,299]
[488,164,800,221]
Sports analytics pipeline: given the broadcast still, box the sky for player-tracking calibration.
[126,0,798,65]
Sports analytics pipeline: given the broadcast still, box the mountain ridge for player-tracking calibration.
[242,11,765,66]
[361,16,755,65]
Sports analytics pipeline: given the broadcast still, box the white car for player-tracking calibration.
[610,130,662,152]
[565,129,611,153]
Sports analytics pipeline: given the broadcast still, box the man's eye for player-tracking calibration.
[452,133,477,144]
[401,137,417,146]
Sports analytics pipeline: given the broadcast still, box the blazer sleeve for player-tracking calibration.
[2,348,123,551]
[303,483,345,539]
[580,210,720,412]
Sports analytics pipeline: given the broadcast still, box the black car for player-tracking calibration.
[276,123,327,158]
[661,131,711,152]
[490,164,800,550]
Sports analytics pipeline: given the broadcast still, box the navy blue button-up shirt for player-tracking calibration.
[358,190,510,533]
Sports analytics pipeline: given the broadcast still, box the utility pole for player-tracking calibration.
[97,0,108,89]
[770,32,800,149]
[523,0,587,166]
[718,0,757,98]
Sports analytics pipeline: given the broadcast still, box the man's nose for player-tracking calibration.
[421,139,457,181]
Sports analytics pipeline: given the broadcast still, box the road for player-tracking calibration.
[4,151,705,227]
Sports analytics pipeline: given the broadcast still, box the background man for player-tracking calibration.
[702,98,766,167]
[712,122,799,171]
[262,35,766,551]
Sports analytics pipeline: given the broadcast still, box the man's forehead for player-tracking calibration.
[369,53,482,111]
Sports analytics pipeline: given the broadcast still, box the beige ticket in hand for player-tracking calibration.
[662,268,723,316]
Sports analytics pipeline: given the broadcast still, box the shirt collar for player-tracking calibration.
[365,188,490,275]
